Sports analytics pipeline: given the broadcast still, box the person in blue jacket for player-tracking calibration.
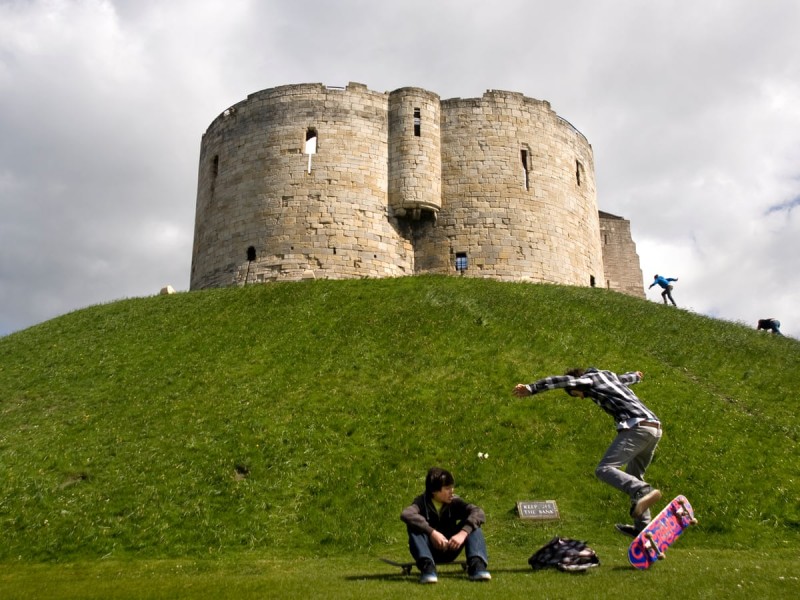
[649,274,678,306]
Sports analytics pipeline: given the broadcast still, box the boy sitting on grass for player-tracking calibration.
[400,467,491,584]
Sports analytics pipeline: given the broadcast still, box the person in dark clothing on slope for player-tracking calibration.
[757,318,783,335]
[400,467,491,584]
[513,367,663,537]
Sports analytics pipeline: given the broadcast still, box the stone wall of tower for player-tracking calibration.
[190,82,413,290]
[191,82,641,296]
[411,90,604,287]
[599,211,645,298]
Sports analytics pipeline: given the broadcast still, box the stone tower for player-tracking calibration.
[599,211,645,298]
[190,82,643,297]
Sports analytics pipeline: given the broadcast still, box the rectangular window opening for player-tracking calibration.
[305,128,318,173]
[455,252,468,274]
[521,149,529,190]
[305,128,318,154]
[413,108,421,137]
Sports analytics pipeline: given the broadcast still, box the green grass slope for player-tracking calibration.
[0,276,798,562]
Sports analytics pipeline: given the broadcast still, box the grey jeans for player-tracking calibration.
[595,424,662,527]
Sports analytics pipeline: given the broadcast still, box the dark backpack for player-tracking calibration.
[528,537,600,572]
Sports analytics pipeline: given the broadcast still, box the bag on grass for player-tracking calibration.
[528,536,600,572]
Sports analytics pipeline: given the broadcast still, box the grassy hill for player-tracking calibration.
[0,275,798,565]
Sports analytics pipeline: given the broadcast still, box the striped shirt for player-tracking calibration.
[524,368,659,430]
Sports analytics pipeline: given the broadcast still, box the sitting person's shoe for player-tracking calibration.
[468,558,491,581]
[419,571,438,584]
[630,486,662,518]
[615,523,641,538]
[418,559,437,584]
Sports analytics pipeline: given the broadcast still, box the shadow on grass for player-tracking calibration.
[347,567,557,581]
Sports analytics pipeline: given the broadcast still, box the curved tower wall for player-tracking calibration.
[191,83,623,293]
[414,90,604,286]
[191,82,413,289]
[388,88,442,216]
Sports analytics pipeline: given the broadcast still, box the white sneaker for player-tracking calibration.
[631,488,662,519]
[419,571,438,584]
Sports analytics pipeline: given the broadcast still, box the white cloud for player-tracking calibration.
[2,0,800,338]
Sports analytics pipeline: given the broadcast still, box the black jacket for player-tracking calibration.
[401,494,485,537]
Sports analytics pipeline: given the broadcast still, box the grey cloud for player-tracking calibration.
[2,0,800,338]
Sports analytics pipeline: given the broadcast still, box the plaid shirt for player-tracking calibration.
[524,368,659,430]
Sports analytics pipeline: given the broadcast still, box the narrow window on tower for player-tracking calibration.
[305,128,318,173]
[305,128,318,154]
[576,160,584,186]
[413,108,421,137]
[521,149,530,190]
[210,155,219,196]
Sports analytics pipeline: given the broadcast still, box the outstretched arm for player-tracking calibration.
[618,371,643,386]
[512,374,591,397]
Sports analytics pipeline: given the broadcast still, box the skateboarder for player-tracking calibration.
[400,467,491,584]
[649,274,678,306]
[512,367,663,537]
[757,318,783,335]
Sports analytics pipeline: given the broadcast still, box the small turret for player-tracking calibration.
[388,88,442,218]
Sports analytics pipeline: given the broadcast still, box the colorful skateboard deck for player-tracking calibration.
[628,495,697,570]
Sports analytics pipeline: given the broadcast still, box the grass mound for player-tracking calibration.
[0,276,797,562]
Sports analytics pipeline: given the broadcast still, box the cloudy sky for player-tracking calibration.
[2,0,799,338]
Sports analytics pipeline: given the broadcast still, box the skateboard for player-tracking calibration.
[628,495,697,570]
[379,557,467,576]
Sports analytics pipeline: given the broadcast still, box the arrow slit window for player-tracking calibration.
[305,128,318,173]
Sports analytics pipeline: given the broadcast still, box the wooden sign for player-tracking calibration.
[516,500,560,521]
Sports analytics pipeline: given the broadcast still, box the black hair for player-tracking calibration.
[425,467,455,496]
